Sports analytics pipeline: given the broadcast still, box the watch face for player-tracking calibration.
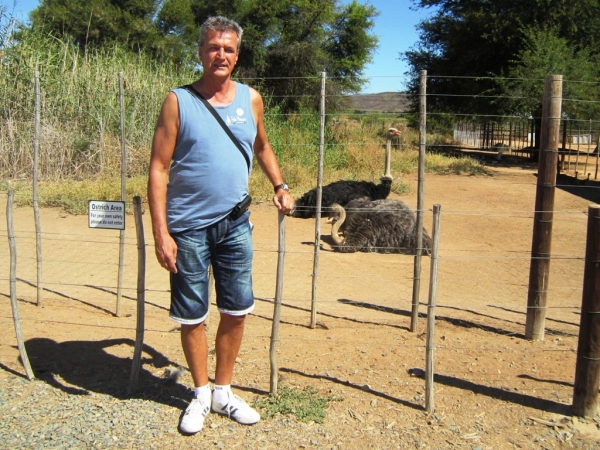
[275,183,289,193]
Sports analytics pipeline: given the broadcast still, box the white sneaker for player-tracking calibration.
[211,391,260,425]
[180,396,210,434]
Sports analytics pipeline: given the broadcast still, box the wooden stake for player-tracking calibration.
[270,212,286,395]
[128,196,146,394]
[310,70,326,329]
[33,71,43,306]
[411,70,427,332]
[425,204,441,413]
[116,72,127,317]
[6,189,35,380]
[572,204,600,417]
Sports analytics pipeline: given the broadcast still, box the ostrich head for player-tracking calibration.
[329,203,346,245]
[382,127,402,181]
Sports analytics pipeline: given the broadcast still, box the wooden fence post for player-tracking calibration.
[411,69,427,332]
[270,212,286,395]
[7,188,35,380]
[584,119,592,173]
[128,196,146,394]
[116,72,127,317]
[425,204,441,413]
[310,70,326,329]
[560,119,567,173]
[568,120,573,170]
[33,71,43,306]
[525,75,562,341]
[574,123,582,177]
[572,204,600,417]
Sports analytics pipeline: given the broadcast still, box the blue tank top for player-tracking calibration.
[167,82,256,233]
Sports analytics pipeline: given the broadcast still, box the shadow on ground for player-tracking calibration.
[21,337,190,409]
[338,298,576,338]
[281,367,572,417]
[555,173,600,203]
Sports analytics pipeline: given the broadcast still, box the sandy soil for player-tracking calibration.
[1,160,600,449]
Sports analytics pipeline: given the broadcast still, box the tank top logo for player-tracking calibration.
[226,108,247,126]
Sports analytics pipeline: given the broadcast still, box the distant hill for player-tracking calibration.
[347,91,410,112]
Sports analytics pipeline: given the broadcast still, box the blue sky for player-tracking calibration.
[9,0,431,94]
[346,0,432,93]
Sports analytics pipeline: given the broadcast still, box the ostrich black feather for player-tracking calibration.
[289,127,402,218]
[289,178,393,218]
[330,198,432,255]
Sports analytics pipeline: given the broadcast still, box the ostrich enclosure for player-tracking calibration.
[1,165,599,448]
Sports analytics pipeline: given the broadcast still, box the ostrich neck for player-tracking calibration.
[331,208,346,245]
[384,139,392,179]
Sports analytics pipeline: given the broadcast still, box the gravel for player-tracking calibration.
[4,372,600,449]
[0,377,179,449]
[0,374,354,449]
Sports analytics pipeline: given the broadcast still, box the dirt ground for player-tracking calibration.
[2,159,600,449]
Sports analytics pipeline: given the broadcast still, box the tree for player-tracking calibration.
[498,27,599,120]
[29,0,196,62]
[188,0,379,110]
[27,0,379,110]
[405,0,600,119]
[155,0,199,60]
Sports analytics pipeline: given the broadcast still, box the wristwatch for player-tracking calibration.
[274,183,289,193]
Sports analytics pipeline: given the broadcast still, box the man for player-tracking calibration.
[148,16,294,434]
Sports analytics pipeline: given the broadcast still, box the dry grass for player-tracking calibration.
[3,121,485,214]
[0,34,485,214]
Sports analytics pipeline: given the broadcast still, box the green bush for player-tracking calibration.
[254,386,343,423]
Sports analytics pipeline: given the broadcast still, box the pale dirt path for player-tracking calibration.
[1,166,599,448]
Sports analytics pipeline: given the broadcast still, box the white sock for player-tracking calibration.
[194,384,211,403]
[212,384,232,406]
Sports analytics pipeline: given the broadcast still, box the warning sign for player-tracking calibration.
[88,200,125,230]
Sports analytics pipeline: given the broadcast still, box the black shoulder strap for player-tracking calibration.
[181,84,251,172]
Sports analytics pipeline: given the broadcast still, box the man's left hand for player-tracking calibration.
[273,190,295,215]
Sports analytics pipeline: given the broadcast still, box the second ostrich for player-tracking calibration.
[328,197,432,255]
[289,127,402,218]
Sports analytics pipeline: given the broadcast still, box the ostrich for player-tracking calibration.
[328,198,432,255]
[289,127,403,218]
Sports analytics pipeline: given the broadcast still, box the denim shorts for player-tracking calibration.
[169,211,254,325]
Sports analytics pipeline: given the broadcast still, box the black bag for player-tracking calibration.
[229,194,252,220]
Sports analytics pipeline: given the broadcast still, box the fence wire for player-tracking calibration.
[1,72,597,416]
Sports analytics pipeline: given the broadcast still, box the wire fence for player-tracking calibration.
[0,222,585,422]
[1,72,598,416]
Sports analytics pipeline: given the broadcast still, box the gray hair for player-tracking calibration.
[199,16,243,50]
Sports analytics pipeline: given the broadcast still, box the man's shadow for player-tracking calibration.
[21,337,190,409]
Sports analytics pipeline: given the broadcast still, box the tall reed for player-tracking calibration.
[1,29,485,213]
[1,29,195,181]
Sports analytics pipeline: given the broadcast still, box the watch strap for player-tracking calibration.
[274,183,289,193]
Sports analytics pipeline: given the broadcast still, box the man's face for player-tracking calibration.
[199,30,239,78]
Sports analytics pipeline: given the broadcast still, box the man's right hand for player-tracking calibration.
[154,234,178,273]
